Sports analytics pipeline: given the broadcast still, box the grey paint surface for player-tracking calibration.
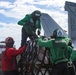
[65,1,76,40]
[41,13,68,37]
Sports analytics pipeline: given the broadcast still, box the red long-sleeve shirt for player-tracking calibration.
[2,45,26,71]
[6,45,26,58]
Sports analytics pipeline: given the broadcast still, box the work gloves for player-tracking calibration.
[67,61,73,68]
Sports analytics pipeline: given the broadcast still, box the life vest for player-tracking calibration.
[2,48,17,71]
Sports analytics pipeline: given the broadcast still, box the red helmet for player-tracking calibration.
[5,37,14,44]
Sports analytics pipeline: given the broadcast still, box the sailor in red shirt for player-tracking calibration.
[2,37,26,75]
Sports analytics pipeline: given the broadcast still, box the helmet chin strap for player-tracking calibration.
[6,43,13,48]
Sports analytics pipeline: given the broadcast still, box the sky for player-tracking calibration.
[0,0,76,48]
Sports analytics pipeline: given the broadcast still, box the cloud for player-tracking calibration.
[0,1,16,8]
[0,0,65,19]
[0,0,72,20]
[0,0,76,48]
[0,22,22,48]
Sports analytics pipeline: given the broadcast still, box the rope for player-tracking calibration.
[18,37,52,75]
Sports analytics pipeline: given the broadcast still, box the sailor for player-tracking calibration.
[18,10,42,47]
[70,49,76,74]
[71,50,76,69]
[2,37,26,75]
[37,29,74,75]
